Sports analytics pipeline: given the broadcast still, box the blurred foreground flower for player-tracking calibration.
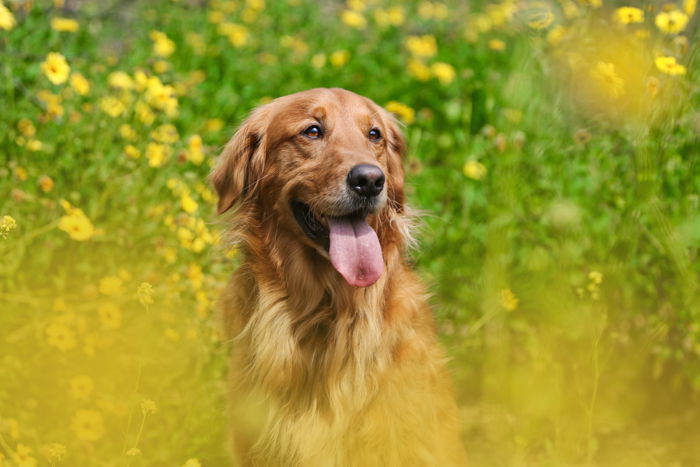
[150,30,175,57]
[51,17,79,32]
[431,62,456,85]
[137,282,154,306]
[384,101,415,124]
[183,459,202,467]
[69,375,95,399]
[1,215,17,238]
[655,10,688,34]
[71,410,104,441]
[500,289,519,311]
[70,72,90,95]
[41,52,71,85]
[0,2,16,30]
[341,9,366,29]
[45,322,76,351]
[141,399,157,415]
[463,160,487,180]
[613,7,644,24]
[58,200,95,241]
[42,443,66,463]
[590,61,625,98]
[655,56,687,75]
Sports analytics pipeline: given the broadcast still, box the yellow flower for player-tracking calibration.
[38,175,54,192]
[547,26,566,46]
[108,71,134,90]
[146,142,170,167]
[655,56,687,75]
[374,6,405,27]
[137,282,154,306]
[46,323,76,351]
[150,123,179,143]
[419,2,449,20]
[182,459,202,467]
[385,101,415,124]
[187,134,205,165]
[145,78,178,116]
[655,10,689,34]
[153,60,170,74]
[218,22,249,47]
[12,443,37,467]
[330,50,350,67]
[0,3,16,30]
[341,9,367,29]
[69,375,95,399]
[613,7,644,24]
[71,410,104,442]
[41,52,71,85]
[120,123,137,140]
[685,0,697,15]
[488,39,506,51]
[1,215,17,238]
[405,35,437,58]
[407,59,431,81]
[37,90,64,118]
[99,276,123,296]
[181,193,199,214]
[187,263,204,288]
[500,289,519,311]
[100,96,126,117]
[164,327,181,341]
[347,0,366,11]
[124,144,141,159]
[150,30,175,57]
[58,206,95,241]
[463,160,487,180]
[431,62,456,85]
[140,399,157,415]
[525,4,554,29]
[41,443,66,463]
[70,72,90,95]
[51,17,79,32]
[17,118,36,137]
[136,101,156,125]
[203,118,224,133]
[311,53,326,69]
[588,270,604,285]
[591,61,625,98]
[98,303,122,329]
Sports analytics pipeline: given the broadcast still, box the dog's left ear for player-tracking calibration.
[382,110,407,212]
[211,106,270,214]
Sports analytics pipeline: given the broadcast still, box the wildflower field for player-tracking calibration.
[1,0,699,465]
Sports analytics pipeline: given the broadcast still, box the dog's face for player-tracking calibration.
[212,88,406,287]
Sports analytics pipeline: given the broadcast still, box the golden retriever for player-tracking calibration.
[212,88,466,466]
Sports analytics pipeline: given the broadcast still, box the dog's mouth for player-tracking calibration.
[291,200,384,288]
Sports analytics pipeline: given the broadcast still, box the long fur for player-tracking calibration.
[213,88,466,466]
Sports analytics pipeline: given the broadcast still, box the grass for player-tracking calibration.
[0,0,699,465]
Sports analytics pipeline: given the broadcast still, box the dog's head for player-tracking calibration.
[212,88,407,288]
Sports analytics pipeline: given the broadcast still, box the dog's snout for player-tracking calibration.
[347,164,385,198]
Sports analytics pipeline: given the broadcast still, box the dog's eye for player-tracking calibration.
[303,125,323,139]
[368,128,382,141]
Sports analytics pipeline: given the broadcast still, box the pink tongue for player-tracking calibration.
[328,216,384,287]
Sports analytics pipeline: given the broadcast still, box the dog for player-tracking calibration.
[212,88,467,466]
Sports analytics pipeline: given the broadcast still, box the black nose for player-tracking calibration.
[347,164,385,198]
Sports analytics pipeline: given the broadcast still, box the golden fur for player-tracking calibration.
[212,88,466,466]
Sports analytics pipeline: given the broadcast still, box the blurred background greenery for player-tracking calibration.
[1,0,699,465]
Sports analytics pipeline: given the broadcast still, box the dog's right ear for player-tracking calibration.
[211,106,270,214]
